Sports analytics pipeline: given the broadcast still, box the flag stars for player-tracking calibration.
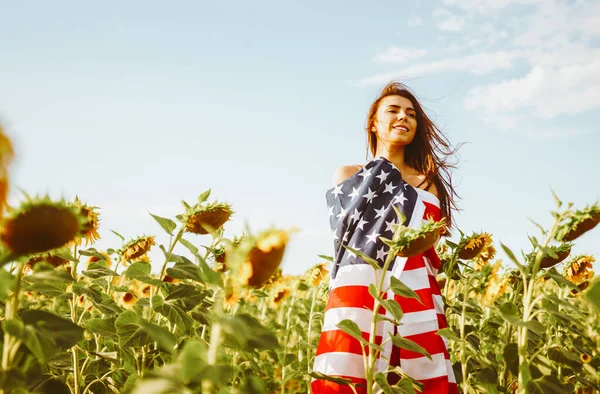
[336,206,348,219]
[374,205,386,219]
[366,230,380,244]
[328,205,334,217]
[393,192,407,206]
[385,218,398,233]
[331,184,343,197]
[376,170,389,183]
[346,243,362,259]
[349,208,362,223]
[362,187,378,203]
[358,167,372,179]
[376,246,389,262]
[348,187,360,200]
[383,181,397,194]
[356,218,369,231]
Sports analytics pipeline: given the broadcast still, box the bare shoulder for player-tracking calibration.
[332,164,364,186]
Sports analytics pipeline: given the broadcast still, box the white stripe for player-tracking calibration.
[398,319,439,337]
[322,307,390,337]
[447,359,457,383]
[416,188,440,207]
[433,294,445,315]
[401,353,448,381]
[402,309,438,324]
[313,352,366,379]
[330,264,390,290]
[398,267,429,290]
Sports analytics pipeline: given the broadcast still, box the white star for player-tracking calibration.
[366,230,380,244]
[376,170,389,183]
[336,206,348,219]
[385,218,397,233]
[362,187,378,203]
[342,231,350,242]
[348,187,360,199]
[376,246,389,262]
[349,208,362,223]
[393,192,408,206]
[358,167,372,179]
[374,205,386,219]
[347,243,361,259]
[332,228,339,240]
[383,182,397,194]
[328,205,334,217]
[356,217,369,231]
[331,184,343,197]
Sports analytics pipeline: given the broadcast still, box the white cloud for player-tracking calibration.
[361,0,600,134]
[433,7,465,32]
[373,47,427,64]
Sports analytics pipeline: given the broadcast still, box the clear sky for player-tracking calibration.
[2,0,599,275]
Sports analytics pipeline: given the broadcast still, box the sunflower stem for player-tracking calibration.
[1,261,24,377]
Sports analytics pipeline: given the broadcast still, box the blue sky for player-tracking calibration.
[2,0,599,275]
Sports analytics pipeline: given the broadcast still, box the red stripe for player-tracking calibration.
[423,201,441,222]
[424,246,441,271]
[311,375,366,394]
[400,331,449,359]
[437,313,448,330]
[404,255,426,271]
[326,286,387,314]
[419,376,458,394]
[428,274,442,296]
[315,330,383,357]
[393,288,434,314]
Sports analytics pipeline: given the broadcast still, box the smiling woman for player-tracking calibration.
[312,81,461,394]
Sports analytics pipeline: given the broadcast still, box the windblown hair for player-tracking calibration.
[365,81,461,229]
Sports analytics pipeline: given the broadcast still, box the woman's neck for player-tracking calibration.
[374,143,408,174]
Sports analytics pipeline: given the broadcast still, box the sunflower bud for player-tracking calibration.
[556,204,600,242]
[457,232,491,260]
[121,236,156,262]
[181,202,233,235]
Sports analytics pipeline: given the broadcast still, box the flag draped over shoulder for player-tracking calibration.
[311,156,458,394]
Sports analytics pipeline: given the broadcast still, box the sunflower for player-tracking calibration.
[458,232,491,260]
[580,354,591,364]
[237,228,295,288]
[180,201,233,235]
[272,287,291,306]
[304,262,329,287]
[481,261,509,306]
[121,236,155,262]
[528,243,572,269]
[384,216,445,258]
[162,274,180,284]
[26,253,70,269]
[87,251,112,268]
[556,204,600,242]
[0,126,14,216]
[564,255,595,286]
[69,197,100,246]
[117,292,137,310]
[0,196,87,255]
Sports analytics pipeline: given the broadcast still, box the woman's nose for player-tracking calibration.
[397,111,406,120]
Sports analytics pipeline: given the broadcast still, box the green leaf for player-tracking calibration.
[497,303,545,335]
[84,318,117,339]
[344,246,382,272]
[110,230,125,242]
[374,372,394,394]
[309,371,355,386]
[2,319,24,337]
[124,262,162,286]
[151,295,193,334]
[179,238,199,255]
[24,279,67,298]
[436,328,461,342]
[197,189,211,204]
[139,321,177,354]
[380,299,404,322]
[585,279,600,312]
[149,212,177,236]
[82,262,119,279]
[220,314,279,351]
[390,276,422,304]
[503,343,519,376]
[544,268,578,291]
[21,310,84,349]
[500,243,526,275]
[526,375,573,394]
[550,189,562,209]
[115,311,153,348]
[391,335,431,360]
[0,270,15,301]
[317,254,333,262]
[166,261,202,282]
[336,319,366,345]
[22,325,56,363]
[27,269,73,284]
[180,340,207,384]
[159,244,184,263]
[474,367,497,384]
[391,379,418,394]
[198,255,223,287]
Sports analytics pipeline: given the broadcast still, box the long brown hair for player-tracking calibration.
[365,81,460,229]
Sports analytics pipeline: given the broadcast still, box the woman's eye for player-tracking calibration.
[408,113,416,118]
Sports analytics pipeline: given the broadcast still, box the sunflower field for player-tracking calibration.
[0,128,599,394]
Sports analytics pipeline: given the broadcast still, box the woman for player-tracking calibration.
[312,81,459,394]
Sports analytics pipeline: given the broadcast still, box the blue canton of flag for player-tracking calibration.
[325,156,418,280]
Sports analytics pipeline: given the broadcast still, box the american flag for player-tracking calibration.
[312,156,458,394]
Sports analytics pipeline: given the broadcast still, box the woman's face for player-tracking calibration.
[371,95,418,146]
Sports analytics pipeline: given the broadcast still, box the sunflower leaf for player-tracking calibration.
[149,213,176,236]
[124,262,162,286]
[390,276,422,304]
